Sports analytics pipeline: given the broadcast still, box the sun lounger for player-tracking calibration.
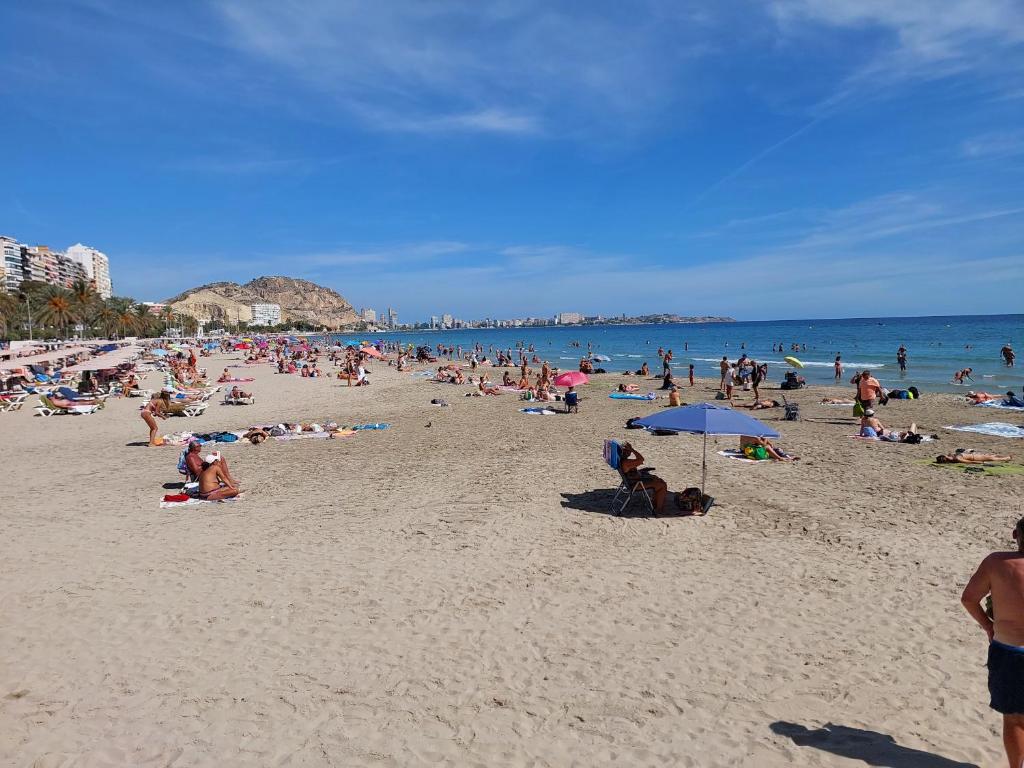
[166,401,208,418]
[34,394,100,416]
[223,394,255,405]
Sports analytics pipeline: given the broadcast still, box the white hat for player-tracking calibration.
[204,452,221,463]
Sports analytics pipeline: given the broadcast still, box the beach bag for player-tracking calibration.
[743,445,768,460]
[676,487,709,513]
[852,401,865,417]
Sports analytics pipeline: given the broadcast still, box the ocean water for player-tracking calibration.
[329,314,1023,393]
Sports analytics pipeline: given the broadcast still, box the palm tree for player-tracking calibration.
[0,292,18,335]
[94,302,120,339]
[159,305,177,335]
[69,279,99,337]
[35,286,79,339]
[134,304,156,338]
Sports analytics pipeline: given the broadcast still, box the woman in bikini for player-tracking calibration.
[141,391,171,446]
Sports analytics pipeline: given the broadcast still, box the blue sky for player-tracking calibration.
[2,0,1023,321]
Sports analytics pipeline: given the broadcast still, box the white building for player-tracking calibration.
[250,303,281,326]
[360,308,377,323]
[441,313,453,329]
[387,307,398,327]
[1,235,25,293]
[65,243,112,298]
[558,312,583,324]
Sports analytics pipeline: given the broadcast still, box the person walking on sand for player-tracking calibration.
[962,517,1024,768]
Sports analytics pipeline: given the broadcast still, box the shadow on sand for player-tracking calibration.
[559,489,706,519]
[770,722,978,768]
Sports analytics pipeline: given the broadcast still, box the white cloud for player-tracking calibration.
[962,131,1024,159]
[211,0,716,135]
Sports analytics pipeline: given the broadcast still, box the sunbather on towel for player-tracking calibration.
[198,453,240,500]
[740,435,799,461]
[821,397,856,405]
[937,450,1012,464]
[243,427,269,444]
[619,442,668,513]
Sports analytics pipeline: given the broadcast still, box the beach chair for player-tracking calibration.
[565,390,579,414]
[0,393,28,412]
[782,395,800,421]
[223,393,255,405]
[605,439,654,515]
[167,401,208,418]
[34,394,100,416]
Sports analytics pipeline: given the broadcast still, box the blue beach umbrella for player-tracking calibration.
[634,402,780,501]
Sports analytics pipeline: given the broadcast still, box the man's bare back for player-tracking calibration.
[966,552,1024,646]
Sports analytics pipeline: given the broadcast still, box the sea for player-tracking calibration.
[326,314,1023,394]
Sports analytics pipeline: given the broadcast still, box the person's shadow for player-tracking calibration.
[770,722,977,767]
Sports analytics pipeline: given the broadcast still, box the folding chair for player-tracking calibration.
[565,390,579,414]
[604,439,654,515]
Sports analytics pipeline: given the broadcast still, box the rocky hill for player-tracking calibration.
[165,276,358,328]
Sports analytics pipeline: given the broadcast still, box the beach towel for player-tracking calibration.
[352,423,390,430]
[918,459,1024,477]
[848,434,935,442]
[976,401,1024,411]
[945,422,1024,438]
[520,407,557,415]
[717,449,765,463]
[609,392,657,401]
[225,377,255,383]
[603,439,621,469]
[160,495,242,508]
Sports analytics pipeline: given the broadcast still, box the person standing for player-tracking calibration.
[751,360,763,402]
[834,355,843,382]
[897,345,908,374]
[688,364,695,387]
[719,356,730,391]
[857,370,883,410]
[962,518,1024,768]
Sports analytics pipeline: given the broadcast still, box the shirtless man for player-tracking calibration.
[618,442,668,514]
[962,517,1024,767]
[197,453,240,501]
[185,445,238,485]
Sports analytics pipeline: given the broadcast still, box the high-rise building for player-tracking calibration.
[1,235,25,293]
[65,243,112,298]
[387,307,398,327]
[557,312,583,324]
[378,309,389,328]
[441,313,453,329]
[250,303,282,326]
[25,246,65,286]
[360,308,377,323]
[430,315,438,329]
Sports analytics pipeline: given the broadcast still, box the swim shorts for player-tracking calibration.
[989,641,1024,714]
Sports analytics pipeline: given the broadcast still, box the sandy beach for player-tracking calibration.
[2,352,1022,767]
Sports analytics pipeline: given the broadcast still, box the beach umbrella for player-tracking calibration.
[784,356,804,368]
[553,371,589,387]
[359,346,383,359]
[633,403,780,501]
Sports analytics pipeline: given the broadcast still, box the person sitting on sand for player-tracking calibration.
[619,442,669,513]
[516,373,529,389]
[1006,391,1024,408]
[184,443,238,485]
[938,450,1012,464]
[661,371,675,390]
[217,368,232,383]
[668,386,682,407]
[502,371,515,387]
[579,358,594,374]
[740,435,798,461]
[859,409,886,438]
[197,453,240,501]
[478,377,501,396]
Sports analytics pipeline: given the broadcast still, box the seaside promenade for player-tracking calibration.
[1,350,1018,766]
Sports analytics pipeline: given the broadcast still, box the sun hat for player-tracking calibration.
[204,452,221,463]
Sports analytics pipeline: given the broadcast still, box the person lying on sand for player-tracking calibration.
[740,435,798,461]
[243,427,269,444]
[618,383,640,393]
[198,453,240,501]
[619,442,668,513]
[821,397,856,405]
[937,450,1011,464]
[742,399,782,410]
[478,378,501,396]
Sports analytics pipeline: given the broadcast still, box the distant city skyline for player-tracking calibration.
[2,2,1023,320]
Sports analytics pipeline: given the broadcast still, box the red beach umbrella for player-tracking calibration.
[553,371,589,387]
